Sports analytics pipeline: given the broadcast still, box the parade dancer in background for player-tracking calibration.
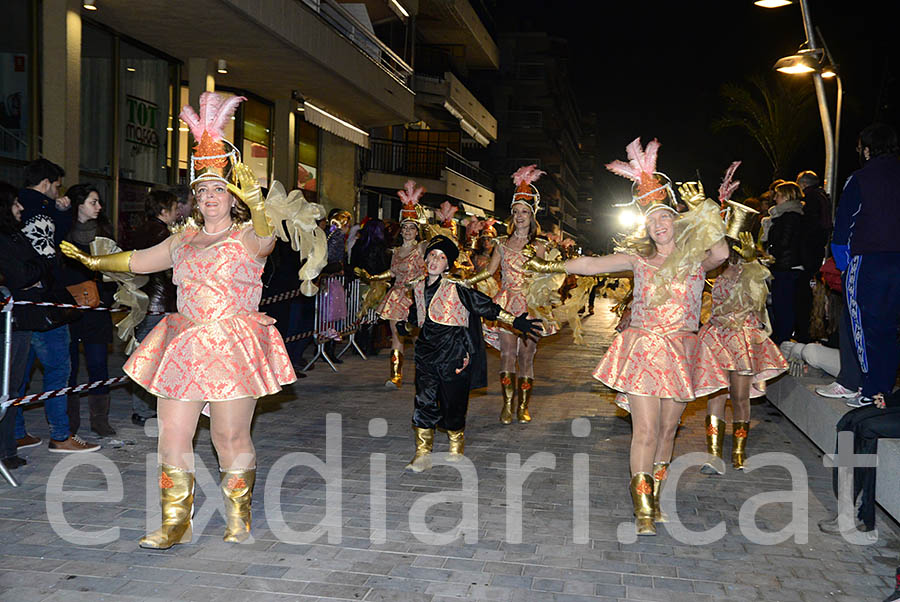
[356,181,426,388]
[401,235,540,472]
[463,166,555,425]
[696,168,787,474]
[523,138,728,535]
[62,92,323,549]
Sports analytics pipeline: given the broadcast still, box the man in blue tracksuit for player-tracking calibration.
[831,123,900,408]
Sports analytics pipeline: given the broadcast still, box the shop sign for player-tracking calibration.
[125,94,160,149]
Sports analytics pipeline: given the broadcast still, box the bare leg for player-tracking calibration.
[516,336,538,378]
[628,395,661,475]
[654,398,685,464]
[706,391,728,419]
[209,397,258,470]
[156,398,204,470]
[388,320,402,351]
[500,331,519,373]
[730,372,752,422]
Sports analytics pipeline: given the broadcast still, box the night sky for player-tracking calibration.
[492,1,893,247]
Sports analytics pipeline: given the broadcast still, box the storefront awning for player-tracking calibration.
[304,102,370,149]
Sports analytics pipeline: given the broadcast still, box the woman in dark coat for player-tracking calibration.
[62,184,117,436]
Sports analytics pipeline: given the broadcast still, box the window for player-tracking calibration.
[241,97,272,188]
[295,118,319,202]
[0,0,33,163]
[80,22,114,176]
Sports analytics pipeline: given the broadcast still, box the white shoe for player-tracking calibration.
[816,382,859,399]
[845,395,874,408]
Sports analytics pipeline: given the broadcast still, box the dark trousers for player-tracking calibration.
[793,270,814,343]
[837,299,862,392]
[1,331,32,459]
[412,361,472,432]
[771,270,801,344]
[846,253,900,398]
[68,340,110,395]
[833,404,900,529]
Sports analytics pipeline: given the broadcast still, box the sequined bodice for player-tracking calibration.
[391,245,425,285]
[172,229,264,323]
[629,255,704,333]
[500,241,527,291]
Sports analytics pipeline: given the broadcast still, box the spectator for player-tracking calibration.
[324,208,351,272]
[793,170,832,342]
[349,217,390,276]
[128,189,179,425]
[15,158,98,453]
[62,184,117,436]
[831,123,900,408]
[0,181,52,469]
[764,181,809,344]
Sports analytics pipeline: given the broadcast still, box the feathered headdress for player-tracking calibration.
[179,92,246,187]
[511,164,546,213]
[718,161,741,204]
[397,179,425,224]
[605,137,675,215]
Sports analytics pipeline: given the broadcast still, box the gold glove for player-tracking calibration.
[464,270,492,287]
[354,267,392,282]
[60,241,133,272]
[522,253,568,274]
[732,232,758,262]
[227,163,272,237]
[677,181,707,211]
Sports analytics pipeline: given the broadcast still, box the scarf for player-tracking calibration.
[767,198,803,219]
[69,219,99,245]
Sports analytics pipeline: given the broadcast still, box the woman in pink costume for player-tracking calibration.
[524,138,729,536]
[465,166,554,425]
[697,183,787,475]
[356,181,426,388]
[62,93,295,550]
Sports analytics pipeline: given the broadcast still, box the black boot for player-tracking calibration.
[67,394,81,435]
[89,394,116,437]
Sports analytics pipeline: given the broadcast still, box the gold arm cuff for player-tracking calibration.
[249,207,275,238]
[370,269,393,282]
[497,309,516,326]
[523,256,568,274]
[91,250,135,273]
[466,269,492,286]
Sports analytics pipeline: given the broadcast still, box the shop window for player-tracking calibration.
[295,118,318,202]
[119,40,170,185]
[80,22,114,176]
[0,0,33,163]
[241,97,271,188]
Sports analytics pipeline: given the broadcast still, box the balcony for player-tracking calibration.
[414,73,497,146]
[416,0,499,70]
[88,0,415,128]
[362,138,494,213]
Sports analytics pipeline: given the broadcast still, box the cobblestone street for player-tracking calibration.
[1,299,898,601]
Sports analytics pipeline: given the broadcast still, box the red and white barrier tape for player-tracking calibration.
[258,287,308,307]
[10,299,127,312]
[4,376,130,407]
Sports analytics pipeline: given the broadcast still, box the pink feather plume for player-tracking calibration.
[605,137,660,183]
[397,179,425,206]
[718,161,742,203]
[179,92,246,141]
[511,164,546,187]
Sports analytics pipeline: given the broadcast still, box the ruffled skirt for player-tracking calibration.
[594,327,723,411]
[377,285,412,321]
[124,311,296,402]
[696,324,788,398]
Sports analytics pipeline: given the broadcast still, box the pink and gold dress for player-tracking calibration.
[124,227,296,402]
[594,254,722,408]
[377,245,425,321]
[696,263,787,397]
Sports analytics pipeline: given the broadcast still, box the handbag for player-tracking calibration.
[66,280,100,308]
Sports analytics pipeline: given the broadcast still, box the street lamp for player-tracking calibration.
[761,0,842,218]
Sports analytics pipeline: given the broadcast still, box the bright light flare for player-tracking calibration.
[618,210,643,229]
[754,0,791,7]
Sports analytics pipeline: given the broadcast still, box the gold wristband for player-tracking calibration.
[497,309,516,326]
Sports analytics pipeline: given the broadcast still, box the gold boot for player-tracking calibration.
[700,415,726,475]
[447,429,465,461]
[499,371,516,424]
[221,467,256,543]
[732,421,750,470]
[652,462,670,523]
[629,472,656,536]
[517,376,533,423]
[385,350,403,388]
[405,427,434,472]
[139,464,194,549]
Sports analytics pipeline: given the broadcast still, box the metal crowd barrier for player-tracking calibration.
[1,287,19,487]
[303,276,379,372]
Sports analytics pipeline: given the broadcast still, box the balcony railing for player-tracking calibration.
[363,138,493,190]
[299,0,413,88]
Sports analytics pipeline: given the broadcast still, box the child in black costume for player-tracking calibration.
[402,235,539,471]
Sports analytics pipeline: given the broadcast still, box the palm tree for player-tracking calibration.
[712,74,815,179]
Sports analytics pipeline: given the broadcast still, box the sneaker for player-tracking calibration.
[1,456,27,470]
[816,382,860,399]
[845,395,874,408]
[819,514,864,534]
[47,435,101,453]
[16,434,42,449]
